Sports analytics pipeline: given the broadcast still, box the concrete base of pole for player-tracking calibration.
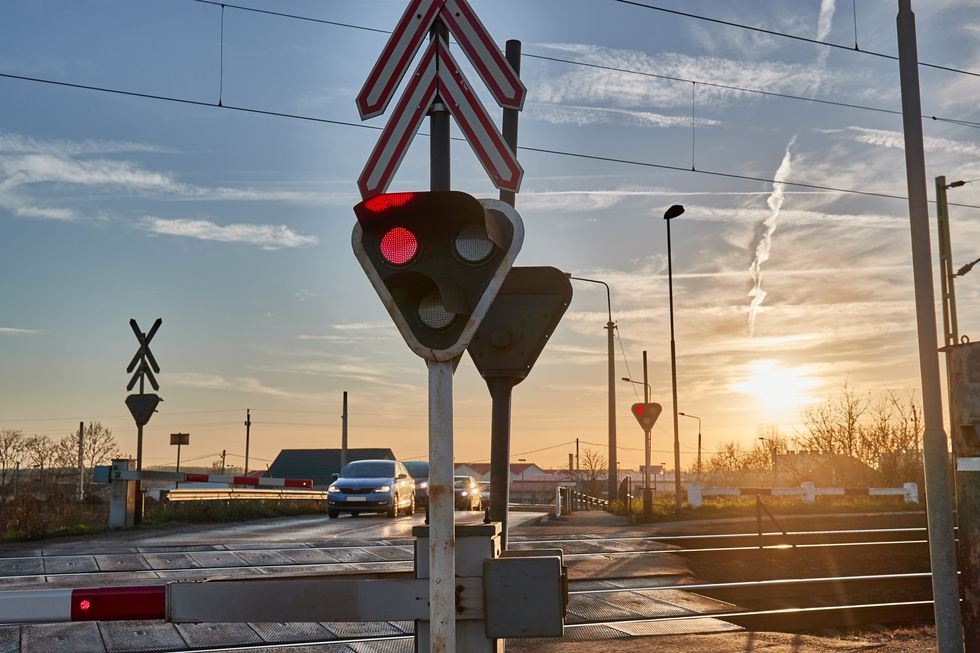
[643,488,653,519]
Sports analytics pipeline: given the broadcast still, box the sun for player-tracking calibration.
[731,359,820,411]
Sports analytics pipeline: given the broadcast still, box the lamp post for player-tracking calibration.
[567,274,618,501]
[663,204,685,513]
[679,412,702,482]
[621,377,651,396]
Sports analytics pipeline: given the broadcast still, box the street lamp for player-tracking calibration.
[663,204,685,514]
[621,377,651,397]
[678,412,702,482]
[567,274,617,501]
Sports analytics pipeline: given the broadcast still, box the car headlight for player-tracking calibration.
[460,490,468,496]
[375,485,391,493]
[328,485,339,493]
[420,481,428,489]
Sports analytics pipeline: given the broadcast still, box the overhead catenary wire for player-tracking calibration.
[188,0,980,130]
[611,0,980,80]
[3,71,980,212]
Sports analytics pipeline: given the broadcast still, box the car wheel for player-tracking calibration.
[386,496,398,519]
[405,494,416,516]
[328,509,339,519]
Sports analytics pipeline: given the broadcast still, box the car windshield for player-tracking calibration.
[404,461,429,478]
[453,477,471,488]
[341,461,395,478]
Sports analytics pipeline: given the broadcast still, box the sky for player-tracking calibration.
[2,0,980,475]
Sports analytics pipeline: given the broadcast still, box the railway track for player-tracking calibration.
[0,524,935,651]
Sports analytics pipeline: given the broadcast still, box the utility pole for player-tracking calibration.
[341,391,349,470]
[938,173,980,650]
[244,409,251,476]
[220,449,226,475]
[936,176,959,348]
[77,421,84,502]
[896,2,964,650]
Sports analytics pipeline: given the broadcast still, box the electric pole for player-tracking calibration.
[244,409,251,475]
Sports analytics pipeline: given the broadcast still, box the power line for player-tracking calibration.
[5,71,980,211]
[187,0,980,129]
[611,0,980,80]
[523,52,980,131]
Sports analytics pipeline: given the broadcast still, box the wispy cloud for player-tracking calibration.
[0,132,356,223]
[141,217,318,250]
[168,372,329,402]
[820,126,980,158]
[529,102,718,129]
[0,327,37,334]
[532,43,847,110]
[0,132,172,156]
[748,137,796,336]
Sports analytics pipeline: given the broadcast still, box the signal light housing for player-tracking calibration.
[631,402,663,431]
[352,191,524,361]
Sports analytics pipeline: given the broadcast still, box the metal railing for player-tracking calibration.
[557,487,610,514]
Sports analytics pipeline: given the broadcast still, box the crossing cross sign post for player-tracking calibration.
[124,318,162,525]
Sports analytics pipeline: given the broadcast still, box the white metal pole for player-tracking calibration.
[896,2,964,650]
[427,359,456,653]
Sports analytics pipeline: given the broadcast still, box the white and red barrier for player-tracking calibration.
[687,482,919,508]
[106,459,315,528]
[0,585,165,623]
[176,473,312,488]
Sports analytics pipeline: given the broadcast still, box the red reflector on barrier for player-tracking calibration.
[70,586,165,621]
[284,479,312,488]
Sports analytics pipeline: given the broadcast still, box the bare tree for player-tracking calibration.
[579,448,607,497]
[22,435,54,487]
[81,422,119,470]
[0,429,25,498]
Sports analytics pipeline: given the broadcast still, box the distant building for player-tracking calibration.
[268,448,395,488]
[454,462,547,482]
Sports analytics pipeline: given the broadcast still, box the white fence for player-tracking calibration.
[687,481,919,508]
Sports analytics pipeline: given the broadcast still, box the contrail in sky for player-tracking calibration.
[747,136,796,336]
[746,0,835,336]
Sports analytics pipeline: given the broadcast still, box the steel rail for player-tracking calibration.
[514,525,929,545]
[0,559,415,582]
[0,536,930,578]
[160,633,412,653]
[560,538,928,558]
[565,599,935,629]
[569,571,933,595]
[117,599,936,652]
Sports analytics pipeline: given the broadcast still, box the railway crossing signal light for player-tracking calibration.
[352,191,524,361]
[631,403,663,431]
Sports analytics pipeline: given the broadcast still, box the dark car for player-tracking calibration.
[403,460,429,508]
[454,475,482,511]
[327,459,415,519]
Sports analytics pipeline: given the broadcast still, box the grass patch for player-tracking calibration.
[142,499,329,527]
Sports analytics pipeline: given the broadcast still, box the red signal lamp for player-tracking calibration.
[380,227,419,265]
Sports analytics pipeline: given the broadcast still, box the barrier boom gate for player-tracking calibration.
[95,459,315,528]
[0,524,566,648]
